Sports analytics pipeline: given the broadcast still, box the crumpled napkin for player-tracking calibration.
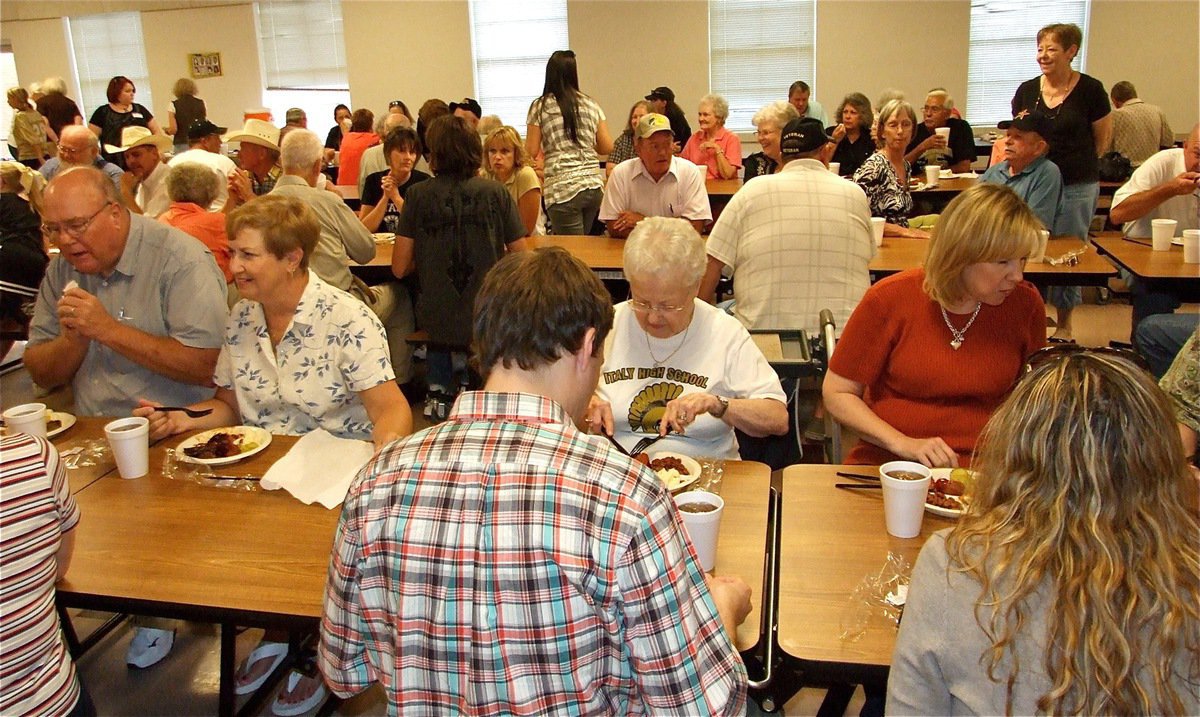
[260,428,374,508]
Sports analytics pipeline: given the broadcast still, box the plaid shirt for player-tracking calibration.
[319,391,747,715]
[528,94,606,207]
[251,162,282,196]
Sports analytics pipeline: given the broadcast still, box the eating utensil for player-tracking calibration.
[598,430,631,456]
[208,475,262,482]
[835,483,882,490]
[155,406,214,418]
[836,471,880,482]
[630,431,670,457]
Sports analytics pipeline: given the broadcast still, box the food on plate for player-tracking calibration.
[183,432,257,459]
[634,453,650,466]
[926,491,964,510]
[650,455,691,490]
[46,418,62,432]
[928,470,975,512]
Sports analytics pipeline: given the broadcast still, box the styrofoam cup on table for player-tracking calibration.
[1030,229,1050,263]
[870,217,886,247]
[104,416,150,479]
[1182,229,1200,263]
[3,402,47,438]
[924,165,940,186]
[878,461,931,538]
[673,490,724,572]
[828,161,840,175]
[1151,218,1177,251]
[935,127,951,144]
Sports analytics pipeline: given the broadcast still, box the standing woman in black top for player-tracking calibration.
[1011,22,1111,341]
[88,75,162,170]
[166,77,206,154]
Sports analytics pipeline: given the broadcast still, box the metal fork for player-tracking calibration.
[630,432,669,456]
[154,406,214,418]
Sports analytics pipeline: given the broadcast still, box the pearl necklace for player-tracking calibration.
[941,303,982,350]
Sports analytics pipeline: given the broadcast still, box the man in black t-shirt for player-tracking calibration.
[644,86,692,154]
[904,90,976,173]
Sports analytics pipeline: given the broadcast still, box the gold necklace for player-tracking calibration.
[644,321,691,367]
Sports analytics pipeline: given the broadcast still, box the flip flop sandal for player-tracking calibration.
[271,656,328,717]
[234,640,289,696]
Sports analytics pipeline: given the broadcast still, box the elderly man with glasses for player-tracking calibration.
[904,89,976,174]
[38,125,123,186]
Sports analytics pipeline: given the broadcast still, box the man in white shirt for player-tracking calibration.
[168,119,237,211]
[107,127,171,218]
[600,113,711,238]
[701,117,874,336]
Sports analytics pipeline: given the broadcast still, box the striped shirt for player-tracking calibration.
[1,434,82,716]
[319,391,747,715]
[528,94,606,207]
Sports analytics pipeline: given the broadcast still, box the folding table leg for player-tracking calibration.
[219,623,237,717]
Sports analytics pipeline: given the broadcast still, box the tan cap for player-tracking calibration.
[103,126,172,154]
[635,113,673,140]
[222,118,281,151]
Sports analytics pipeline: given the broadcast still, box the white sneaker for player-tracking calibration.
[126,626,175,668]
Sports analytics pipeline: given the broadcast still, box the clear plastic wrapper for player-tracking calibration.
[838,551,913,642]
[61,439,109,469]
[696,458,725,495]
[162,448,260,491]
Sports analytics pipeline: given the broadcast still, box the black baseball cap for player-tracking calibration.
[448,97,482,119]
[780,117,833,156]
[998,112,1052,139]
[187,119,227,140]
[644,86,675,103]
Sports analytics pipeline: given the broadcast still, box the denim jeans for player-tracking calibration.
[1135,312,1198,378]
[1046,181,1101,311]
[546,187,602,235]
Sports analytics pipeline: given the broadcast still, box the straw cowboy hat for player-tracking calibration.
[104,126,172,154]
[222,119,281,151]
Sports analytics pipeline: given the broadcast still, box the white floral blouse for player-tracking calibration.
[214,272,395,440]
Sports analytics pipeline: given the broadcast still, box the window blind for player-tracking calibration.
[469,0,569,130]
[710,0,815,132]
[66,12,154,117]
[967,0,1090,125]
[255,0,348,91]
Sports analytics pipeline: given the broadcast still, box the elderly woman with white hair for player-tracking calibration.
[586,217,787,459]
[681,94,742,180]
[742,100,800,181]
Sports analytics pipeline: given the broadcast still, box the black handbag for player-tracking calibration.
[1098,151,1132,182]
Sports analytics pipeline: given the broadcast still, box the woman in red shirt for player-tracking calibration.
[823,183,1046,467]
[335,108,379,186]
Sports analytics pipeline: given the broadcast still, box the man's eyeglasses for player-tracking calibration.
[57,144,86,157]
[41,203,114,242]
[921,105,947,113]
[1023,343,1151,374]
[628,299,688,314]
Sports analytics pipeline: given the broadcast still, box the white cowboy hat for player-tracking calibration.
[104,126,172,154]
[222,119,281,151]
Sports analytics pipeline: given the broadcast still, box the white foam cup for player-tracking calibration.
[1151,218,1177,251]
[870,217,886,247]
[1182,229,1199,264]
[924,165,940,186]
[104,416,150,479]
[1030,229,1050,263]
[674,491,724,572]
[935,127,951,144]
[3,403,47,438]
[828,161,840,175]
[878,461,932,538]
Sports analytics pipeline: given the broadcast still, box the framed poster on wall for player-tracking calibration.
[188,53,222,79]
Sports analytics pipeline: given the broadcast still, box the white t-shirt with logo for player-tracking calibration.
[597,299,786,460]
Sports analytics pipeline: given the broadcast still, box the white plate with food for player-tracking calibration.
[925,467,976,518]
[372,232,395,244]
[1172,237,1184,246]
[177,426,272,466]
[644,450,702,493]
[46,411,77,439]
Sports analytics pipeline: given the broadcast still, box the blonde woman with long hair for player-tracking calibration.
[889,350,1200,715]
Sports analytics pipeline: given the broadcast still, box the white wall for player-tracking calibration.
[3,0,1196,144]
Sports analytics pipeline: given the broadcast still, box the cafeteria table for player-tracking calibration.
[1093,232,1200,298]
[46,415,121,494]
[870,236,1118,286]
[769,464,949,710]
[56,427,773,715]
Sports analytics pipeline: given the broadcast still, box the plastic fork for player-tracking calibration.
[154,406,214,418]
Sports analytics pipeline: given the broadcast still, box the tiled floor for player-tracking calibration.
[6,298,1195,716]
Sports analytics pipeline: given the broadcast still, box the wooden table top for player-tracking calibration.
[870,236,1117,284]
[1093,234,1200,281]
[361,234,629,273]
[706,178,743,197]
[59,424,770,648]
[52,415,121,494]
[711,460,771,651]
[777,465,949,667]
[910,175,978,194]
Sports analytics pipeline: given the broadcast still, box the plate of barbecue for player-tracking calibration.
[177,426,272,466]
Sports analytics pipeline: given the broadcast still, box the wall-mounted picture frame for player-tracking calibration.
[188,52,223,79]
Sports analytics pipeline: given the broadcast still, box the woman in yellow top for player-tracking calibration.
[482,126,541,236]
[7,87,50,168]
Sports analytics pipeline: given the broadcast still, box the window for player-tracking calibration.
[967,0,1091,125]
[66,12,154,118]
[1,47,18,156]
[254,0,350,131]
[468,0,569,130]
[710,0,816,132]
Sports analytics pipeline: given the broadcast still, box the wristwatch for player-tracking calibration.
[712,395,729,418]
